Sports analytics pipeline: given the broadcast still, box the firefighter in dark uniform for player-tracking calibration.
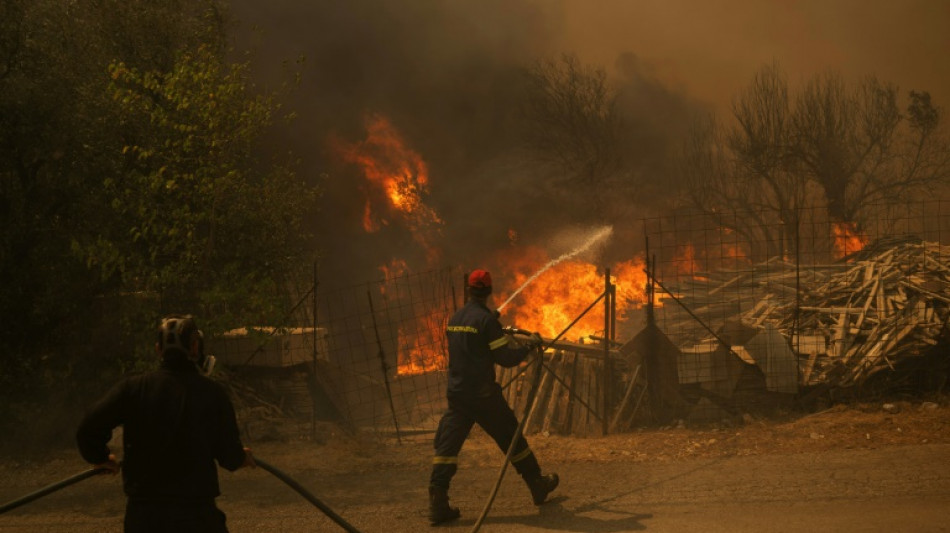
[428,269,559,525]
[76,315,254,533]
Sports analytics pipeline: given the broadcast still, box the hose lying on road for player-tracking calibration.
[470,293,606,533]
[1,459,362,533]
[254,458,362,533]
[0,467,109,515]
[469,347,546,533]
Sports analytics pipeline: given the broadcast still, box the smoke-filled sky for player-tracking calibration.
[556,0,950,115]
[229,0,950,284]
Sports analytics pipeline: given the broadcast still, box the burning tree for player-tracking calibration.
[681,62,950,262]
[332,113,444,269]
[332,114,452,377]
[796,79,949,225]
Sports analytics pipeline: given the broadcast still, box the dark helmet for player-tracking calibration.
[157,314,199,362]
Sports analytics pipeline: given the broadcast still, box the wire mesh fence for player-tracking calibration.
[314,266,460,435]
[645,200,950,421]
[212,200,950,437]
[209,266,462,439]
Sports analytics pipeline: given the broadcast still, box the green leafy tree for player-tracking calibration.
[0,0,315,449]
[76,45,315,339]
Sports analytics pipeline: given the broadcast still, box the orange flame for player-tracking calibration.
[394,247,656,374]
[673,243,702,276]
[493,247,651,341]
[718,229,749,265]
[395,314,448,376]
[378,259,408,286]
[722,242,748,263]
[332,114,448,375]
[673,239,748,277]
[362,202,380,233]
[832,222,868,259]
[332,113,443,265]
[377,259,443,376]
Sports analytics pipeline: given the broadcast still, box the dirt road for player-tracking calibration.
[2,402,950,532]
[3,443,949,532]
[227,443,950,533]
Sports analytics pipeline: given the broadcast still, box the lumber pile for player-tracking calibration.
[657,237,950,389]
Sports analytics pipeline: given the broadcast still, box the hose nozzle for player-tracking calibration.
[502,325,532,337]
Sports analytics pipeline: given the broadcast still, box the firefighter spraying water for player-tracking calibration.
[428,270,559,526]
[497,226,614,313]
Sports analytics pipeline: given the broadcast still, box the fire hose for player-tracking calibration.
[470,291,607,533]
[255,458,362,533]
[0,459,362,533]
[468,339,545,533]
[0,466,109,515]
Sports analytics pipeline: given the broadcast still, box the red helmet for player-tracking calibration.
[467,269,492,289]
[467,269,492,297]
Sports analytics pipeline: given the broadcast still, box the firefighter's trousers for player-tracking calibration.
[430,385,541,490]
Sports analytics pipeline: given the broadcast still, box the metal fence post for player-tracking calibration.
[367,290,402,444]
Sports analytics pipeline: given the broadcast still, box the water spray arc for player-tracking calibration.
[497,226,613,312]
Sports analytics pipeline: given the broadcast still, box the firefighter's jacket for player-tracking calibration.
[446,298,531,398]
[76,356,246,501]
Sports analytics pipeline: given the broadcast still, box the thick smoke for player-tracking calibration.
[227,0,949,285]
[229,0,567,283]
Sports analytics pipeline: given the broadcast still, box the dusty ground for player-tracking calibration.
[2,396,950,532]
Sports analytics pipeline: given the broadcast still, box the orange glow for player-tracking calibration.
[393,245,655,374]
[331,114,448,375]
[719,228,748,265]
[492,247,651,340]
[832,222,868,259]
[722,242,748,263]
[378,259,447,375]
[673,243,702,275]
[395,314,448,376]
[362,201,380,233]
[378,259,408,284]
[674,239,748,276]
[333,113,443,265]
[672,243,711,281]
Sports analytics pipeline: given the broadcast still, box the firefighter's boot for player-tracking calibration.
[428,486,460,526]
[525,473,559,505]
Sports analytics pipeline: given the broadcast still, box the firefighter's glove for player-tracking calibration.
[96,454,120,475]
[528,332,544,352]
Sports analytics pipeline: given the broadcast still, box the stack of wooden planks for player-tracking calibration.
[656,237,950,389]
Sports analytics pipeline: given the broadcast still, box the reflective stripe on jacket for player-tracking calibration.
[446,299,530,397]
